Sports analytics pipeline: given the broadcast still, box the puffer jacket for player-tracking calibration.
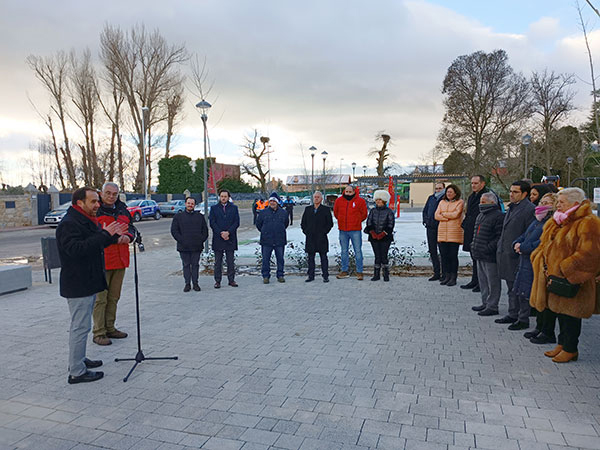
[470,204,504,263]
[333,194,368,231]
[256,205,289,246]
[364,205,395,242]
[96,198,134,270]
[435,199,464,244]
[170,209,208,252]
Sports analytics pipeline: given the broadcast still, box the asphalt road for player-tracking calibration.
[0,207,301,266]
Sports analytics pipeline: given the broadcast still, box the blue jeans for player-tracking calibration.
[67,295,96,377]
[261,245,285,278]
[339,230,363,273]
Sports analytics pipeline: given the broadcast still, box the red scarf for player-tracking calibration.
[72,204,99,225]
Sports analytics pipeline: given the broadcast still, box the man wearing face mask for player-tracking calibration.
[470,193,505,316]
[333,185,368,280]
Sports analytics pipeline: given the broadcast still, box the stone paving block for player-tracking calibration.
[376,435,407,449]
[274,433,304,450]
[404,439,447,450]
[201,436,244,450]
[474,434,519,450]
[533,429,567,446]
[563,432,600,449]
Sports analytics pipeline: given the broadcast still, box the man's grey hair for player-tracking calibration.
[102,181,119,192]
[313,191,323,198]
[558,187,586,204]
[481,192,497,204]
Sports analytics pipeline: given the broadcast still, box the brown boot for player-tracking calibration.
[336,271,349,279]
[93,335,112,346]
[356,273,363,280]
[106,329,128,339]
[552,350,578,363]
[544,345,563,358]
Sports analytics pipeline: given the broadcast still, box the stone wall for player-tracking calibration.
[0,195,33,228]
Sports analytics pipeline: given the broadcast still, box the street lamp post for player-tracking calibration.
[141,106,149,197]
[522,133,532,179]
[567,156,574,186]
[339,158,344,190]
[321,150,328,196]
[309,146,317,197]
[195,99,211,252]
[351,162,356,181]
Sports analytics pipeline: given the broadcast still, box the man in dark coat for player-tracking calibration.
[56,187,127,384]
[470,193,505,316]
[209,189,240,289]
[256,192,289,283]
[283,196,296,225]
[170,197,209,292]
[252,198,259,225]
[301,191,334,282]
[494,181,536,325]
[422,182,445,281]
[461,175,489,291]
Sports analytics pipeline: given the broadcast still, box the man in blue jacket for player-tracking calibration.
[210,189,240,289]
[422,182,445,281]
[256,192,289,283]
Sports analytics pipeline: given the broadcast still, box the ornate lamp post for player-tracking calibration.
[309,146,317,196]
[195,99,211,252]
[321,151,328,196]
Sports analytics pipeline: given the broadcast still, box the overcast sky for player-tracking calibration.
[1,0,599,186]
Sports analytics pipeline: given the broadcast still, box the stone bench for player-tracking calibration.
[0,265,32,295]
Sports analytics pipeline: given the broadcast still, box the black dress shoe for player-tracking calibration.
[460,281,476,289]
[523,329,541,339]
[193,284,201,291]
[478,309,499,316]
[305,278,314,282]
[428,274,441,281]
[530,333,557,344]
[183,284,191,292]
[507,321,529,330]
[68,370,104,384]
[472,304,486,312]
[472,285,481,293]
[229,281,239,287]
[214,282,221,289]
[84,358,103,369]
[323,278,329,283]
[495,315,517,324]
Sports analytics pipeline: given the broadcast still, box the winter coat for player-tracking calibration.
[301,204,333,253]
[470,205,504,263]
[96,198,134,270]
[512,215,550,298]
[256,205,289,247]
[422,193,443,229]
[462,187,488,251]
[364,205,395,243]
[209,201,240,251]
[56,206,114,298]
[496,199,535,281]
[434,199,464,244]
[333,194,368,232]
[170,210,208,252]
[530,201,600,318]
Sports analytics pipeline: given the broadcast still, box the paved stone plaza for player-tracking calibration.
[1,246,600,450]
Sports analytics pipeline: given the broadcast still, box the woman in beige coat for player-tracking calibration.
[435,184,464,286]
[530,188,600,363]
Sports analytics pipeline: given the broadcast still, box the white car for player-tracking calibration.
[298,196,312,205]
[44,202,70,226]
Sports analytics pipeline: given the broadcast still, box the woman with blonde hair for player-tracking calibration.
[530,187,600,363]
[435,184,464,286]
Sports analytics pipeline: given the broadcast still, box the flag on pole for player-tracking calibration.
[388,176,395,206]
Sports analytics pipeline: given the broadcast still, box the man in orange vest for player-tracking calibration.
[93,182,135,346]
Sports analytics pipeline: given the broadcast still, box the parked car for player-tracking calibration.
[194,195,219,215]
[44,202,70,227]
[126,199,161,222]
[299,196,312,205]
[158,200,185,216]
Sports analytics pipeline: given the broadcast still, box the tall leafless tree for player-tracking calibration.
[577,1,600,141]
[369,132,391,186]
[530,70,576,175]
[241,131,269,194]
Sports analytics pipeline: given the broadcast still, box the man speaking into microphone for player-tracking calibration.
[57,187,128,384]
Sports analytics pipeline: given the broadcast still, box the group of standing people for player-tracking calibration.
[424,176,600,363]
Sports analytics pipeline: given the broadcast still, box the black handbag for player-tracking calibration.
[543,255,580,298]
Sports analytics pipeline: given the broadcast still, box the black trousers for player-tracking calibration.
[371,240,392,266]
[470,251,478,284]
[557,313,582,353]
[307,252,329,279]
[438,242,459,275]
[214,249,235,283]
[179,251,200,285]
[535,308,557,337]
[426,227,441,276]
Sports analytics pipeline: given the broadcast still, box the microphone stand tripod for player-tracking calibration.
[115,230,178,382]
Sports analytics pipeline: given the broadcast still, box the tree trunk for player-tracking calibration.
[47,116,66,190]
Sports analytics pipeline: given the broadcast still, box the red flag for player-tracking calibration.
[388,176,395,206]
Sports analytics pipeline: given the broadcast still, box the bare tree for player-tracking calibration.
[27,52,78,188]
[585,0,600,17]
[438,50,532,173]
[241,130,269,194]
[369,133,391,186]
[577,1,600,141]
[100,24,188,193]
[165,85,184,158]
[530,70,576,175]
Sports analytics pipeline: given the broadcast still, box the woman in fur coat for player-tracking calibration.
[530,188,600,363]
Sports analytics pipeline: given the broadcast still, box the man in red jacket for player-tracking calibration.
[93,182,134,346]
[333,185,368,280]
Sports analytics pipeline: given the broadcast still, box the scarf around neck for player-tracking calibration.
[553,204,580,225]
[72,204,98,225]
